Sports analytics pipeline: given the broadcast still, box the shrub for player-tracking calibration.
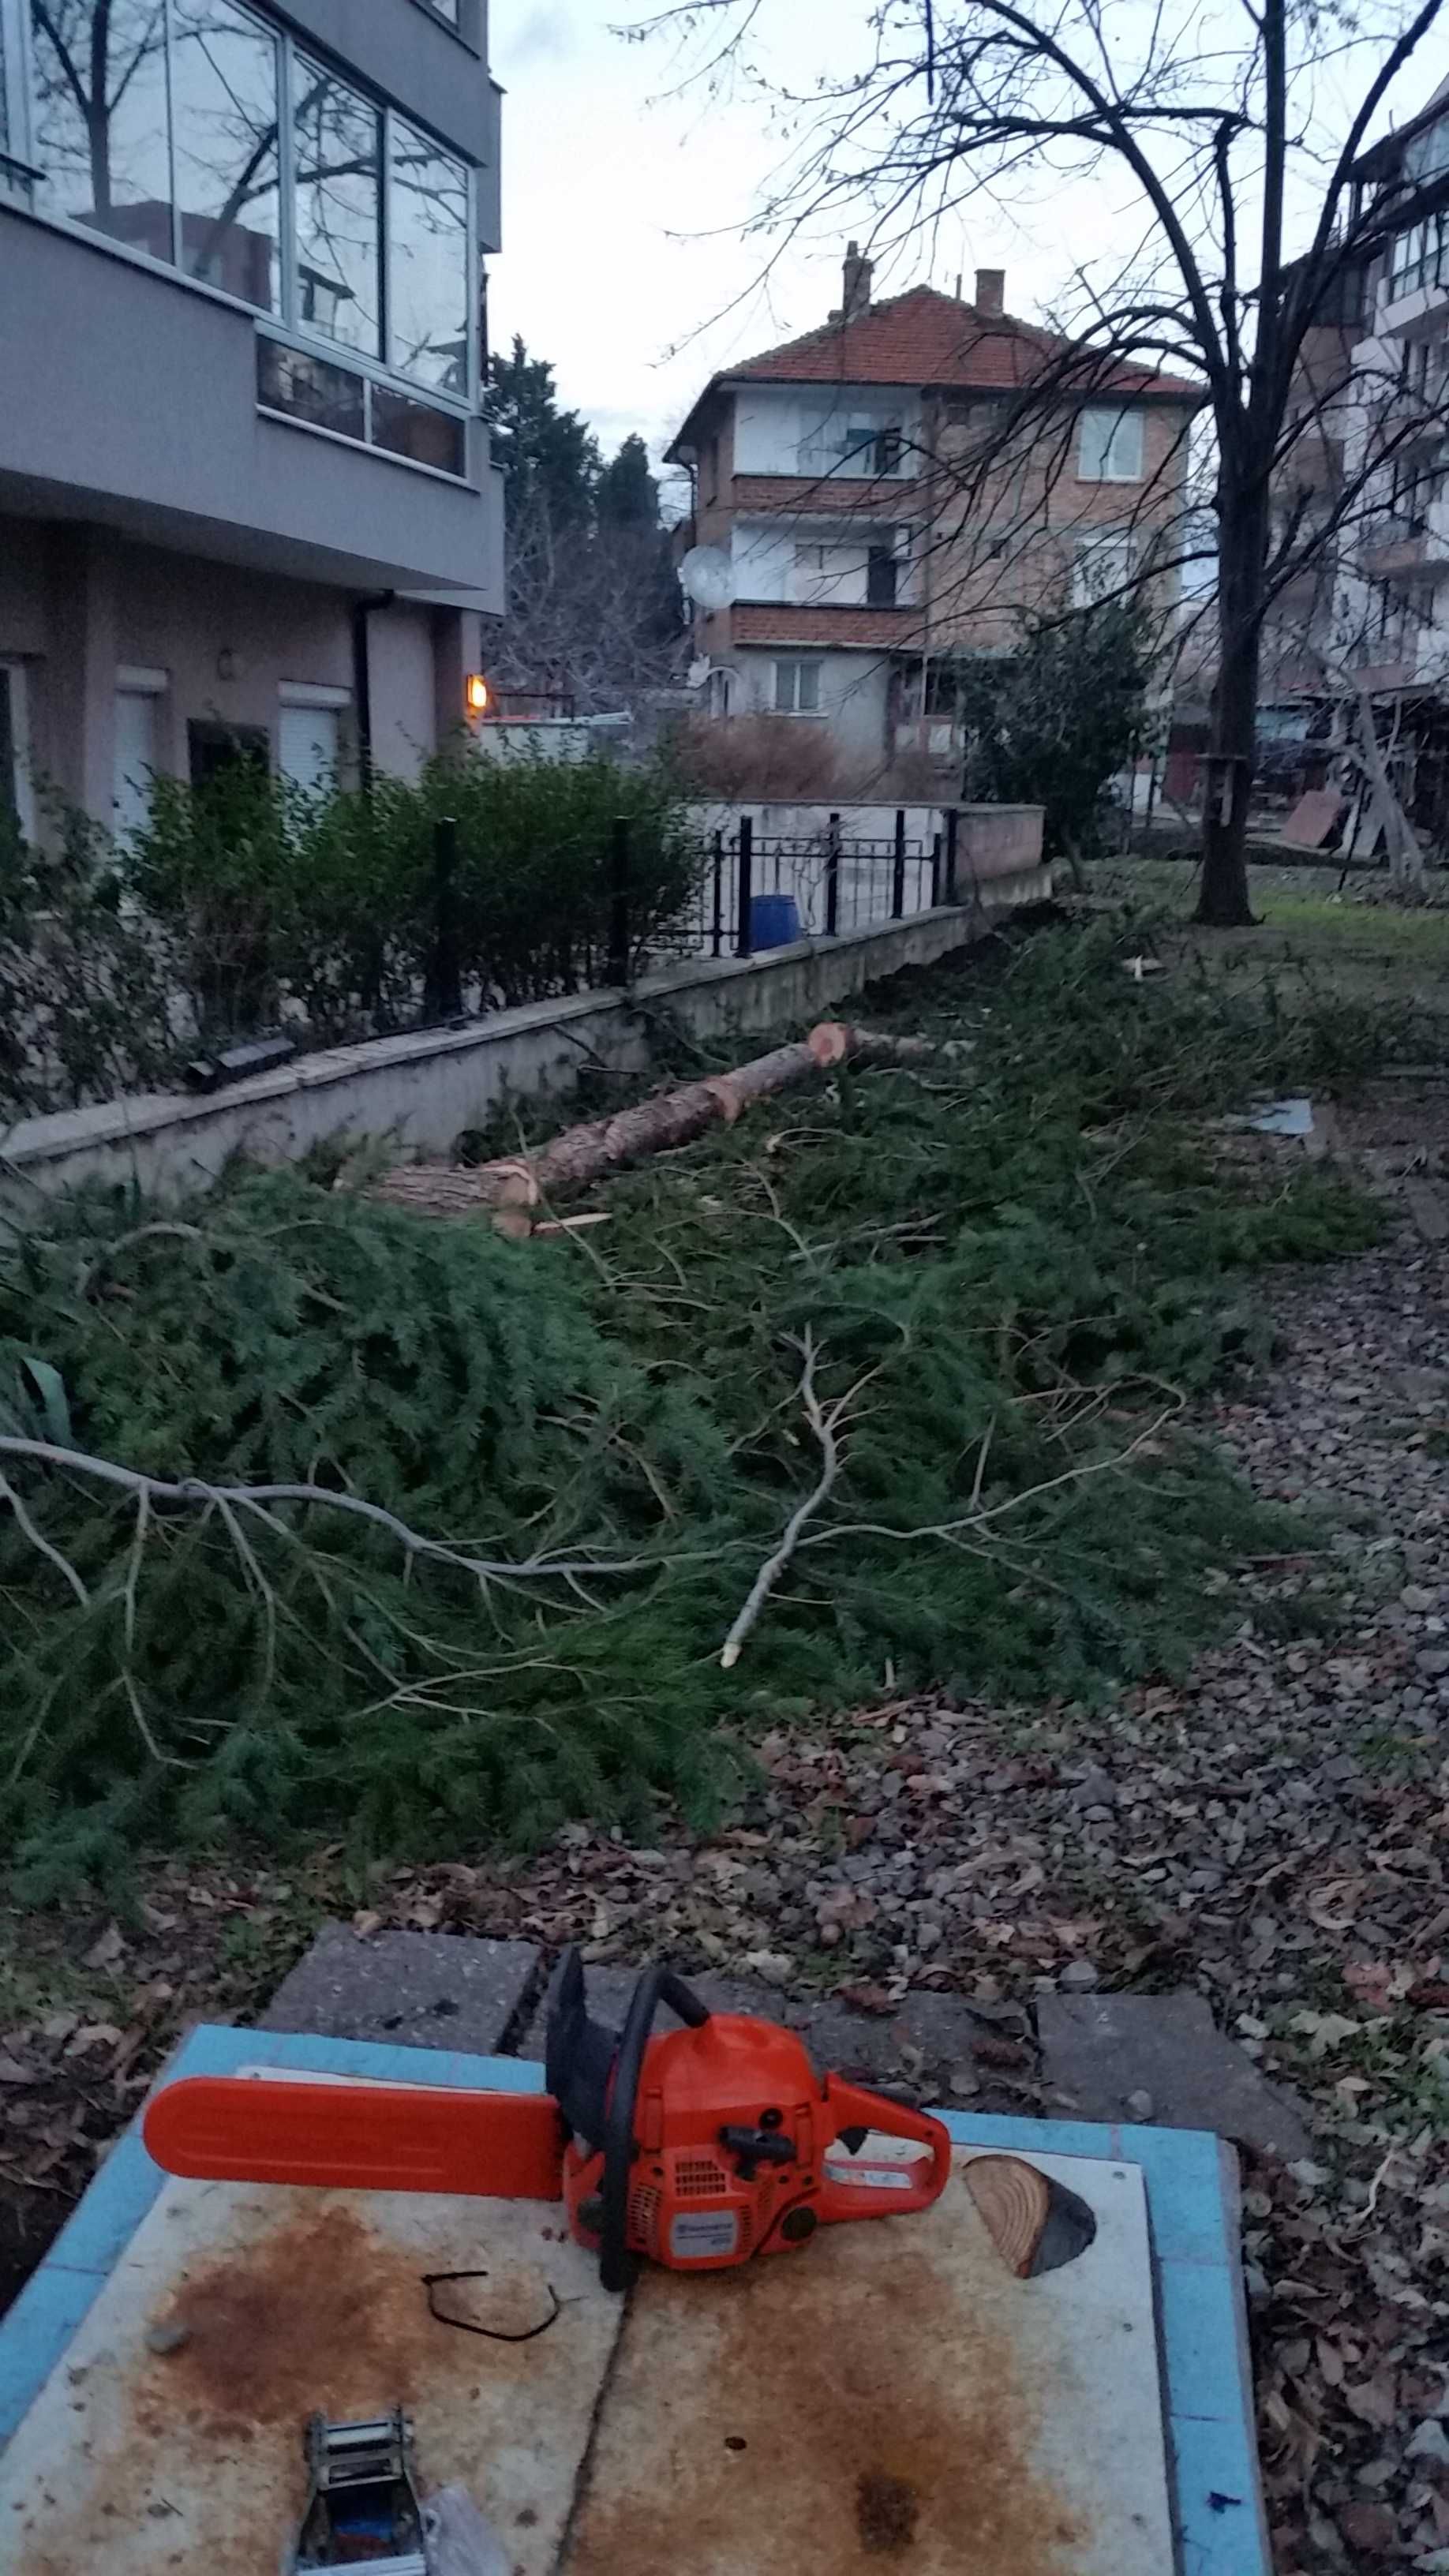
[955,604,1156,859]
[671,713,846,802]
[0,793,182,1121]
[129,742,701,1030]
[0,744,704,1114]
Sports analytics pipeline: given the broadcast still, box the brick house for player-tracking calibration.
[667,249,1201,791]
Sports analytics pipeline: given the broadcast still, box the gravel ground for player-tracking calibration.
[394,1185,1449,2572]
[2,1120,1448,2569]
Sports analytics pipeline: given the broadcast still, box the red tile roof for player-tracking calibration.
[669,286,1200,455]
[731,603,923,650]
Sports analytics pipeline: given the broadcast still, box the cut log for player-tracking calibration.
[372,1022,945,1217]
[962,2155,1053,2275]
[962,2153,1098,2278]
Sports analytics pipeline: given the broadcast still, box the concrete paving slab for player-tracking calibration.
[260,1924,539,2056]
[1037,1989,1311,2162]
[520,1969,982,2086]
[797,1990,987,2084]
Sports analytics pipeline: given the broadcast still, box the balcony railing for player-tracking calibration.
[1362,507,1449,577]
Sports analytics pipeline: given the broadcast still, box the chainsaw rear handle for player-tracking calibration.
[817,2076,953,2223]
[600,1960,712,2293]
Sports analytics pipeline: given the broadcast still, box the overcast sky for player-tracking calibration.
[485,2,1449,482]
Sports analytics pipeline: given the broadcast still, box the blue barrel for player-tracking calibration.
[749,893,801,950]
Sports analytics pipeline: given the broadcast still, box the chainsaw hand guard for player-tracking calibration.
[817,2075,954,2222]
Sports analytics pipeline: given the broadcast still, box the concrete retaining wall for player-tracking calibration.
[2,867,1050,1205]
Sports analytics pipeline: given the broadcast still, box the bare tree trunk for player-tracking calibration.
[1196,488,1264,928]
[1197,0,1284,933]
[88,2,114,218]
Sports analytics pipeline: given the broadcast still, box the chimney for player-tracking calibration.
[975,267,1005,316]
[841,241,874,321]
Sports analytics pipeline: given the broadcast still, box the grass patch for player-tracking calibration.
[0,915,1403,1895]
[1088,856,1449,1014]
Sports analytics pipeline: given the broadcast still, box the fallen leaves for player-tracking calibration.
[1289,2009,1364,2058]
[82,1922,125,1970]
[3,1170,1449,2570]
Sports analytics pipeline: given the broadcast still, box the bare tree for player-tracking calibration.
[641,0,1449,921]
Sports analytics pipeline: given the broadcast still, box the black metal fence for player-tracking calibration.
[635,807,960,971]
[411,807,961,1017]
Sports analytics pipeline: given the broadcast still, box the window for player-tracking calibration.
[421,0,460,20]
[1079,406,1144,481]
[388,116,470,391]
[170,0,279,311]
[278,684,349,792]
[867,545,898,608]
[114,667,167,841]
[1389,213,1448,301]
[1073,530,1136,607]
[774,659,822,714]
[798,411,906,478]
[1389,458,1443,529]
[0,659,34,845]
[703,437,720,504]
[31,0,173,255]
[373,386,466,474]
[0,0,32,200]
[257,339,366,439]
[188,717,268,788]
[1406,112,1449,185]
[294,58,382,358]
[17,6,475,470]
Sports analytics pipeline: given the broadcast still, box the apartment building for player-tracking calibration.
[1334,84,1449,707]
[0,0,503,843]
[1241,84,1449,834]
[668,249,1200,790]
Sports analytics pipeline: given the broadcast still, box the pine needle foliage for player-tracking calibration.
[0,918,1393,1893]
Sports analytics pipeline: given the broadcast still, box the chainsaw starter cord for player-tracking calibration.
[421,2270,562,2342]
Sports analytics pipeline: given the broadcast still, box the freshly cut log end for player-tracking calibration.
[807,1020,851,1068]
[962,2153,1096,2278]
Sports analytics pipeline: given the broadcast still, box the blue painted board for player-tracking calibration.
[0,2029,1268,2574]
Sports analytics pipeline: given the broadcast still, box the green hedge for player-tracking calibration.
[0,745,702,1117]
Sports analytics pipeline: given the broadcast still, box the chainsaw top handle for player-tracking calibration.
[601,1961,711,2292]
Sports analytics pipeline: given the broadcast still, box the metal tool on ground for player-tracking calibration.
[143,1949,952,2291]
[292,2406,426,2573]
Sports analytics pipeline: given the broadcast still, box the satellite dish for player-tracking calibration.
[680,545,736,610]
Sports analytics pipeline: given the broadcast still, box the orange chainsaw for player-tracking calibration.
[143,1948,952,2292]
